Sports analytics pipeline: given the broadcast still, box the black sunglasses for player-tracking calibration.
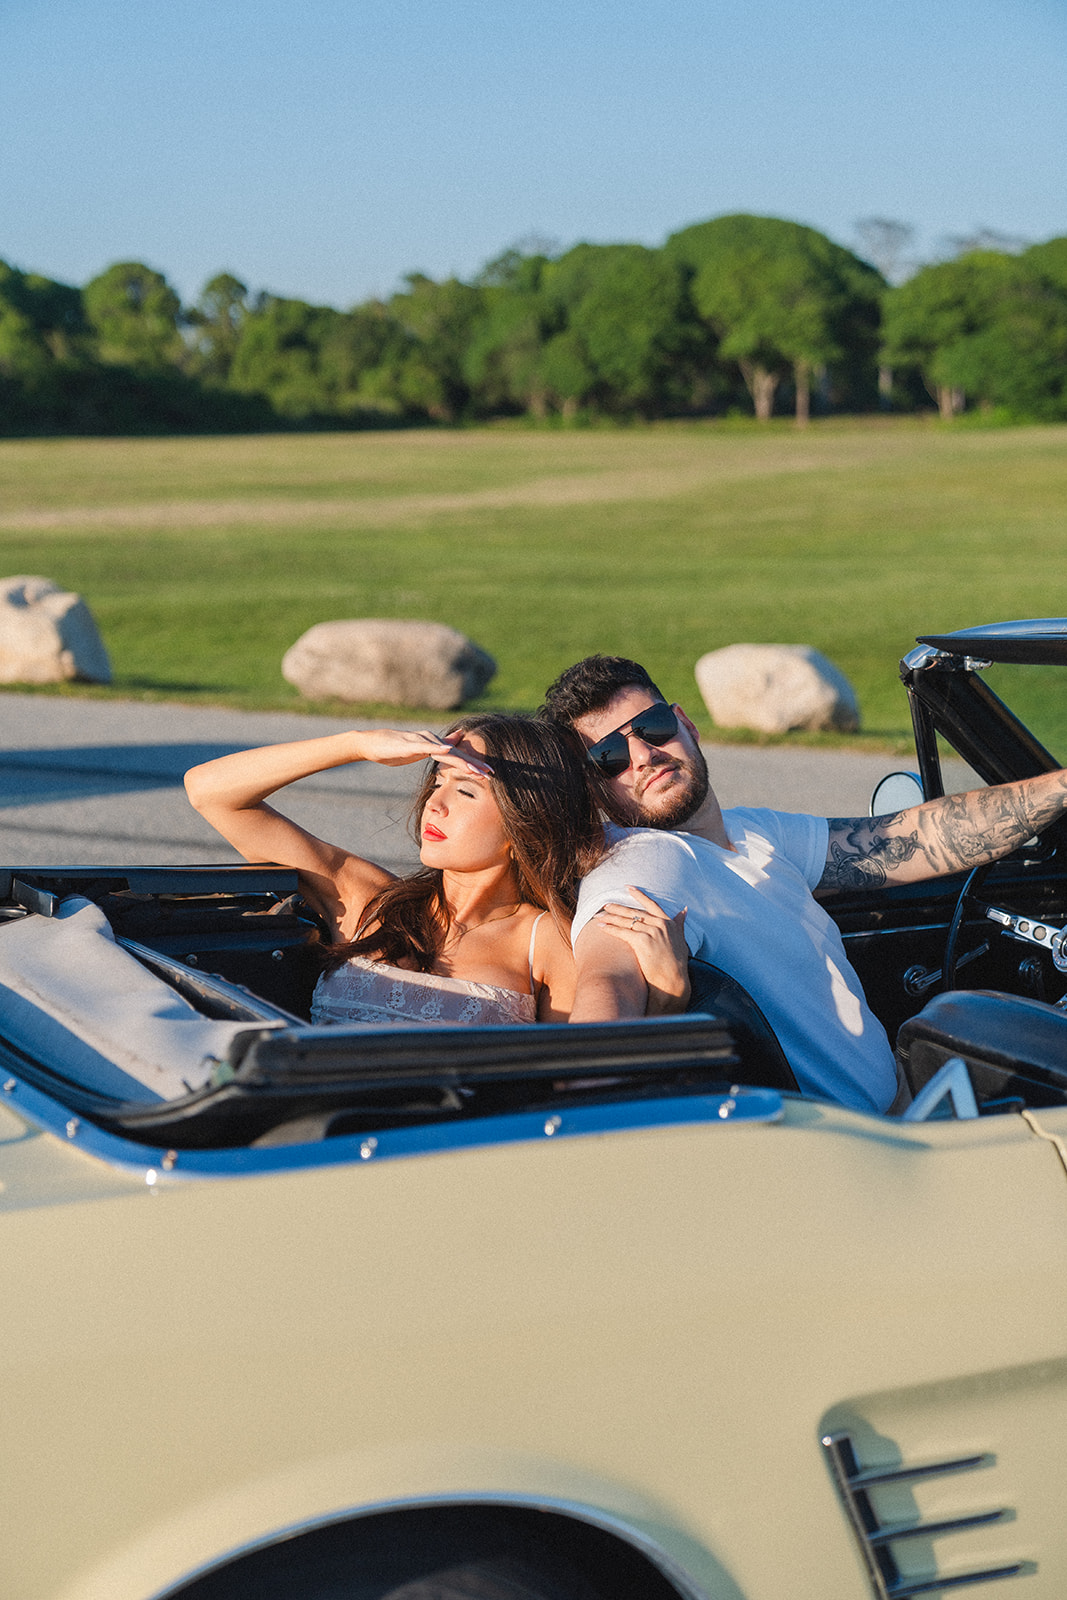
[585,701,679,778]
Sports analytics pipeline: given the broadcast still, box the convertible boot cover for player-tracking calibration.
[0,896,274,1101]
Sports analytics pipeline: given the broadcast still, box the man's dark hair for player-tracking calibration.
[538,655,666,730]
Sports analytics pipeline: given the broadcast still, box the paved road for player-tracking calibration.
[0,694,976,871]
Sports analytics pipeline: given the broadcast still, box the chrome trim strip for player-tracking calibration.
[889,1569,1028,1598]
[822,1433,1031,1599]
[850,1453,991,1488]
[0,1068,783,1183]
[823,1433,895,1600]
[147,1491,713,1600]
[867,1510,1007,1546]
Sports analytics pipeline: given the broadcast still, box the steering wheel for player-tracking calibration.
[943,856,1067,995]
[942,863,995,991]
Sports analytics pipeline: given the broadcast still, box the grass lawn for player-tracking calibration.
[2,417,1066,753]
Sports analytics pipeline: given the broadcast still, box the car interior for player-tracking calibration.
[5,620,1067,1152]
[0,843,1065,1154]
[0,866,755,1150]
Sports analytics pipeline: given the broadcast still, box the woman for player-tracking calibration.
[184,713,687,1025]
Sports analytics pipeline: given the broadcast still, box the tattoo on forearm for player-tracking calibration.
[820,771,1067,891]
[821,816,921,890]
[919,774,1067,874]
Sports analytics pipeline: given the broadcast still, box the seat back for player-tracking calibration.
[897,989,1067,1111]
[686,959,799,1092]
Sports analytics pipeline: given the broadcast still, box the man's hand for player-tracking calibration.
[819,768,1067,892]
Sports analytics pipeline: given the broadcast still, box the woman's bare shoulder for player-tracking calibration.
[530,908,574,970]
[529,909,576,1022]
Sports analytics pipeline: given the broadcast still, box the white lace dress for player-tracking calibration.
[310,914,545,1028]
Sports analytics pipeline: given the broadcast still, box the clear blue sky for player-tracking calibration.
[3,0,1065,309]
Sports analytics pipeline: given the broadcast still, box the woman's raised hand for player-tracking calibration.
[593,885,691,1015]
[355,729,493,775]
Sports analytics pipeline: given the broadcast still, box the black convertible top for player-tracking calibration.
[917,618,1067,666]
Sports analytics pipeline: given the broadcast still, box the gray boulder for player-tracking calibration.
[694,643,859,735]
[0,575,112,685]
[282,619,497,710]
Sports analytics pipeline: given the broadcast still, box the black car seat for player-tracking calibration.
[897,988,1067,1111]
[686,958,799,1092]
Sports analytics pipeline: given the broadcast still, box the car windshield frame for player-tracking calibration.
[901,620,1066,799]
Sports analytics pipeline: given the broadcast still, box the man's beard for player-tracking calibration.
[602,746,711,830]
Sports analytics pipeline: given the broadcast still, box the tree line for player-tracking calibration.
[2,213,1066,434]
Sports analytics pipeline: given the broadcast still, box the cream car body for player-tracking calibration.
[5,618,1067,1599]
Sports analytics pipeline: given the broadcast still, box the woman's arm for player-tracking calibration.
[532,916,578,1023]
[185,729,485,938]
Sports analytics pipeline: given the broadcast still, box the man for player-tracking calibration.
[540,655,1067,1115]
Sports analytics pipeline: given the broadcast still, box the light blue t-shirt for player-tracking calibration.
[572,808,897,1114]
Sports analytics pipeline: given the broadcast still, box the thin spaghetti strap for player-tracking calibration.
[527,911,547,992]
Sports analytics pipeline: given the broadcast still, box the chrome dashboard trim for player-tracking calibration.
[0,1067,783,1183]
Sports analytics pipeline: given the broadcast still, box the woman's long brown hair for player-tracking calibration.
[324,713,604,972]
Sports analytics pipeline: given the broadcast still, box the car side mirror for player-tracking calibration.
[870,771,924,817]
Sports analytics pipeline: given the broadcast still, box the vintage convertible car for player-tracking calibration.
[5,618,1067,1600]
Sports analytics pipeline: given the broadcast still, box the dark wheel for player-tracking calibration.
[168,1505,678,1600]
[380,1556,595,1599]
[173,1552,595,1600]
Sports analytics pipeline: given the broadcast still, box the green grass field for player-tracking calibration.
[3,417,1066,753]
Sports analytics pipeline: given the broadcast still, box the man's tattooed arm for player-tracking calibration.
[817,769,1067,892]
[820,815,922,890]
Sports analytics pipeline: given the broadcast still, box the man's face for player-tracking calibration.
[572,686,710,829]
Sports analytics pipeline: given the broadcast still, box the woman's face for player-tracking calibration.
[419,733,511,874]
